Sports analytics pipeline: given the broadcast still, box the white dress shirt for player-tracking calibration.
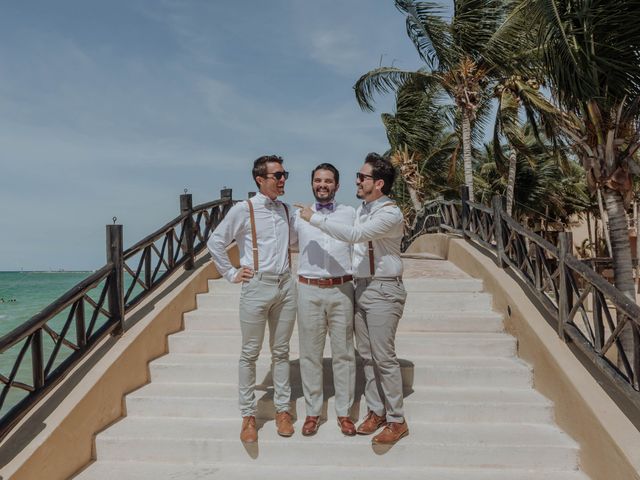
[293,202,355,278]
[309,195,404,278]
[207,192,296,282]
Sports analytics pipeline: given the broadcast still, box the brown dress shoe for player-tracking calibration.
[372,421,409,444]
[356,411,386,435]
[240,416,257,443]
[302,416,320,436]
[337,416,356,436]
[275,411,294,437]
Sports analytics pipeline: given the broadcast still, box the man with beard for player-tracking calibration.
[297,153,408,445]
[208,155,297,443]
[292,163,357,436]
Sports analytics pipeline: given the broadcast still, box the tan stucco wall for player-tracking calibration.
[0,247,239,480]
[407,234,640,480]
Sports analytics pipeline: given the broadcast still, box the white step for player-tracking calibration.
[148,354,532,388]
[195,292,493,311]
[183,310,505,333]
[125,384,553,424]
[207,277,485,293]
[76,461,588,480]
[168,331,516,358]
[93,417,579,470]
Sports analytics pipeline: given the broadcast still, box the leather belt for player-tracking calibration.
[298,275,353,288]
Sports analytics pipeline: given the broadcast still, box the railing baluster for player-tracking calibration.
[492,195,506,268]
[76,297,86,350]
[144,246,152,290]
[558,232,573,342]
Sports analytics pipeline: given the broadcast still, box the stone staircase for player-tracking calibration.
[75,258,589,479]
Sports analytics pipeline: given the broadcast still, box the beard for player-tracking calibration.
[313,188,335,203]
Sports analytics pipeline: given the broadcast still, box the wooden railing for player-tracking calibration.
[0,189,234,440]
[406,186,640,422]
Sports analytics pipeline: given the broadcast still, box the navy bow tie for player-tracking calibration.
[316,203,334,212]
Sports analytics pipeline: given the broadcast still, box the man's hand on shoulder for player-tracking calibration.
[295,204,314,222]
[233,266,255,283]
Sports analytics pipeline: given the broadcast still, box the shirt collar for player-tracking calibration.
[362,195,389,213]
[253,192,280,207]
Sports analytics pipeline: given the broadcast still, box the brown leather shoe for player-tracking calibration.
[356,411,386,435]
[302,416,320,436]
[337,416,356,436]
[372,421,409,444]
[240,416,257,443]
[275,411,294,437]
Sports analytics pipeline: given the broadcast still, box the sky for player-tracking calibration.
[0,1,424,271]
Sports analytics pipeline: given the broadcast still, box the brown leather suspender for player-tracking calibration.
[367,201,396,277]
[247,200,259,272]
[282,203,292,268]
[247,199,291,272]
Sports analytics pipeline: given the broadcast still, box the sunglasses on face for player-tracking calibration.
[264,171,289,181]
[356,172,375,182]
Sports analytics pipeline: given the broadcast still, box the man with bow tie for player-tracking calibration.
[298,153,409,445]
[292,163,357,437]
[207,155,297,443]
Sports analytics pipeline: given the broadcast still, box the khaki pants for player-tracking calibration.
[354,278,407,423]
[238,272,296,417]
[297,281,355,417]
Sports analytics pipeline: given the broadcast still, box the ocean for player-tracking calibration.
[0,271,94,416]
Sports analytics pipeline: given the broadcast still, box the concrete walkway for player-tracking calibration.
[75,256,589,479]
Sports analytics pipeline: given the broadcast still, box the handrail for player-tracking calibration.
[0,189,234,440]
[404,186,640,423]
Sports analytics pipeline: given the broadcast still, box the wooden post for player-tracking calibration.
[221,188,232,200]
[492,195,506,268]
[75,299,86,351]
[460,185,470,239]
[558,232,573,342]
[144,246,152,289]
[181,194,195,271]
[106,224,125,336]
[31,330,44,389]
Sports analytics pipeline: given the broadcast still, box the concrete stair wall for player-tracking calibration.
[75,265,589,479]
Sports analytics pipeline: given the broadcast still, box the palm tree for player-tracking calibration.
[354,0,507,201]
[381,77,458,218]
[492,75,561,215]
[513,0,640,374]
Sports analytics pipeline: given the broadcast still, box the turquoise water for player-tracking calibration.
[0,271,105,417]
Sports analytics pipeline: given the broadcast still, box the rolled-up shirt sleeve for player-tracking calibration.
[309,207,401,243]
[207,202,246,282]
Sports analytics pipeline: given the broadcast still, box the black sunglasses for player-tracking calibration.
[264,171,289,181]
[356,172,375,182]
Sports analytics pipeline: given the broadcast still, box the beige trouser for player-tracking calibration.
[297,281,356,417]
[354,277,407,423]
[238,272,296,417]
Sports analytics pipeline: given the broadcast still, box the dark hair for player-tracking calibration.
[311,163,340,184]
[364,152,395,195]
[252,155,283,186]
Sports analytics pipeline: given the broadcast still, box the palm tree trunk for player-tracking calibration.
[597,188,613,257]
[506,150,517,216]
[603,188,637,377]
[407,186,423,217]
[461,109,474,202]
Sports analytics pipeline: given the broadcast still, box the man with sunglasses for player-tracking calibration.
[297,153,408,445]
[292,163,357,437]
[208,155,297,444]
